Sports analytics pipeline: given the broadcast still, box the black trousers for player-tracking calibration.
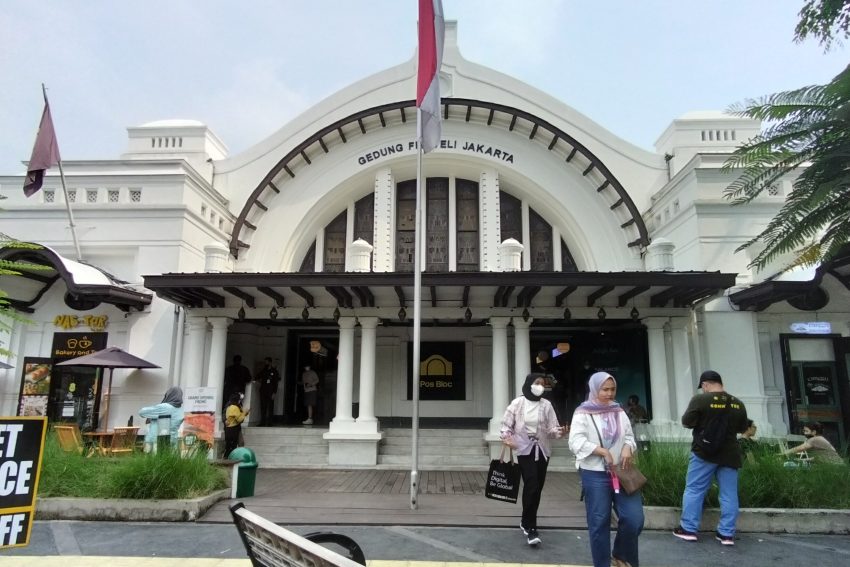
[223,425,241,458]
[259,391,275,425]
[517,452,549,530]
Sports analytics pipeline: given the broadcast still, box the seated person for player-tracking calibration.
[737,419,758,461]
[139,386,185,451]
[626,394,649,424]
[783,422,844,465]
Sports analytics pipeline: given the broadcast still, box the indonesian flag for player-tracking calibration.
[23,99,61,197]
[416,0,444,153]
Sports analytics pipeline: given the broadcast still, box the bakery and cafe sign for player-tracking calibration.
[53,314,109,332]
[0,417,47,549]
[357,139,515,166]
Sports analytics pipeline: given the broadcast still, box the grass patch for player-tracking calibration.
[637,441,850,509]
[39,432,228,499]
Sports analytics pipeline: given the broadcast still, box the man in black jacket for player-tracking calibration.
[673,370,749,546]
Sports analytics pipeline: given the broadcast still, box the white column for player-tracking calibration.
[331,317,357,429]
[206,317,231,423]
[182,316,207,389]
[645,317,672,424]
[512,317,532,397]
[356,317,379,426]
[488,317,511,436]
[670,316,694,422]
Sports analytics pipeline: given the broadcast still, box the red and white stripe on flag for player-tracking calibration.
[416,0,444,153]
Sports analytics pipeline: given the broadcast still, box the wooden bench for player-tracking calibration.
[230,502,366,566]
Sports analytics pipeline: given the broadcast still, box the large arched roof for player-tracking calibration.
[229,97,650,259]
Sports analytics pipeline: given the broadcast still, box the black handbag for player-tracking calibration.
[485,446,521,503]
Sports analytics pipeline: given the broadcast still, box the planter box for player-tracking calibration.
[35,489,229,522]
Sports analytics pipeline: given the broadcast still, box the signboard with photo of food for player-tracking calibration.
[17,358,53,418]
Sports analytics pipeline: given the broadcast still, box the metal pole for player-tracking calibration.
[42,84,83,261]
[410,111,424,510]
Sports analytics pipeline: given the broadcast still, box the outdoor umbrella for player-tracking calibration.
[0,361,12,369]
[56,346,160,430]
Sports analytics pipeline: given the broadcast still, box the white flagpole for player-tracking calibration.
[410,110,424,510]
[42,84,83,261]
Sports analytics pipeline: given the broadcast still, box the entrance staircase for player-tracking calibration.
[244,425,576,470]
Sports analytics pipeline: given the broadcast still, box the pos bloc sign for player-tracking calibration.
[0,417,47,549]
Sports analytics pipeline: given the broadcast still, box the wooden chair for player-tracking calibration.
[778,439,812,465]
[54,424,86,455]
[100,426,140,456]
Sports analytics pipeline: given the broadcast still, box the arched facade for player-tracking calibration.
[4,22,848,467]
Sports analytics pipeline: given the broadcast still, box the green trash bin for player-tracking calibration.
[229,447,258,498]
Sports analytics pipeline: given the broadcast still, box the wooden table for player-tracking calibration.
[82,431,114,453]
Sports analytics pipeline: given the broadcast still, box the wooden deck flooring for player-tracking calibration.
[201,468,587,528]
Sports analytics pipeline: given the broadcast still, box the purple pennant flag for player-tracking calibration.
[23,101,61,197]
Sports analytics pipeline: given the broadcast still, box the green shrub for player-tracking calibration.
[637,441,850,509]
[39,432,227,499]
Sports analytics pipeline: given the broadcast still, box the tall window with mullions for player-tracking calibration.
[456,179,479,272]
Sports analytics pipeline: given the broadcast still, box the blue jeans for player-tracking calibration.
[679,452,739,537]
[580,468,644,567]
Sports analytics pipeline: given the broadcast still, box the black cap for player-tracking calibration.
[698,370,722,389]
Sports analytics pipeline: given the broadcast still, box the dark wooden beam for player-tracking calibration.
[429,286,437,307]
[548,136,558,150]
[243,220,256,231]
[566,147,578,162]
[529,123,538,140]
[555,285,577,307]
[596,180,610,192]
[649,286,679,308]
[192,288,226,308]
[337,127,347,143]
[394,285,406,306]
[223,287,256,308]
[509,115,517,131]
[254,201,268,212]
[318,137,328,153]
[291,286,314,308]
[400,107,407,123]
[617,286,650,307]
[465,105,471,122]
[487,108,494,125]
[268,181,281,194]
[357,118,366,134]
[586,285,614,307]
[582,163,595,176]
[462,285,470,307]
[257,286,285,307]
[300,150,311,165]
[610,198,624,210]
[378,111,386,127]
[621,219,636,228]
[283,165,295,178]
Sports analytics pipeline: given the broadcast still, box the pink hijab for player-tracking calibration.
[575,372,623,446]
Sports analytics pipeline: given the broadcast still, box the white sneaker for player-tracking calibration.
[302,418,313,425]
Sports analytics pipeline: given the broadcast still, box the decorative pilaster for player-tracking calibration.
[356,317,379,427]
[488,317,511,437]
[206,317,232,426]
[479,169,501,271]
[512,317,532,396]
[372,168,395,272]
[182,316,207,389]
[669,316,694,423]
[645,317,672,424]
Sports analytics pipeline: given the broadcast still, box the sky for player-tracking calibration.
[1,0,848,175]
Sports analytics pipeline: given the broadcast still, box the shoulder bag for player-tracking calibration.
[590,414,647,496]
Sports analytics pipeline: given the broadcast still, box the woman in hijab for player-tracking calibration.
[223,391,250,458]
[569,372,643,567]
[139,386,185,452]
[500,373,568,547]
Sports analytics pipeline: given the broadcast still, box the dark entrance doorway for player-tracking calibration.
[531,326,649,425]
[285,333,339,425]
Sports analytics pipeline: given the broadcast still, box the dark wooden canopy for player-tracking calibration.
[144,270,736,316]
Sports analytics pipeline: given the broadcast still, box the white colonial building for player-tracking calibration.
[2,23,848,467]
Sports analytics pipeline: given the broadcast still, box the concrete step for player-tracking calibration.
[380,444,487,456]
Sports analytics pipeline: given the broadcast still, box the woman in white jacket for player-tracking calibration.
[569,372,644,567]
[501,373,567,546]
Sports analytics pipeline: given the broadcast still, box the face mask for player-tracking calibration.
[530,384,545,397]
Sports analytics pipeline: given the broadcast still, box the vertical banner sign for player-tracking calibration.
[182,387,217,453]
[0,417,47,549]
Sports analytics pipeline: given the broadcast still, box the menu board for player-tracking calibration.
[17,358,53,417]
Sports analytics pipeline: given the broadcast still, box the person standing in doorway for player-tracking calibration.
[674,370,749,546]
[223,392,249,458]
[301,365,319,425]
[569,371,643,567]
[500,373,567,547]
[256,357,280,426]
[223,355,252,411]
